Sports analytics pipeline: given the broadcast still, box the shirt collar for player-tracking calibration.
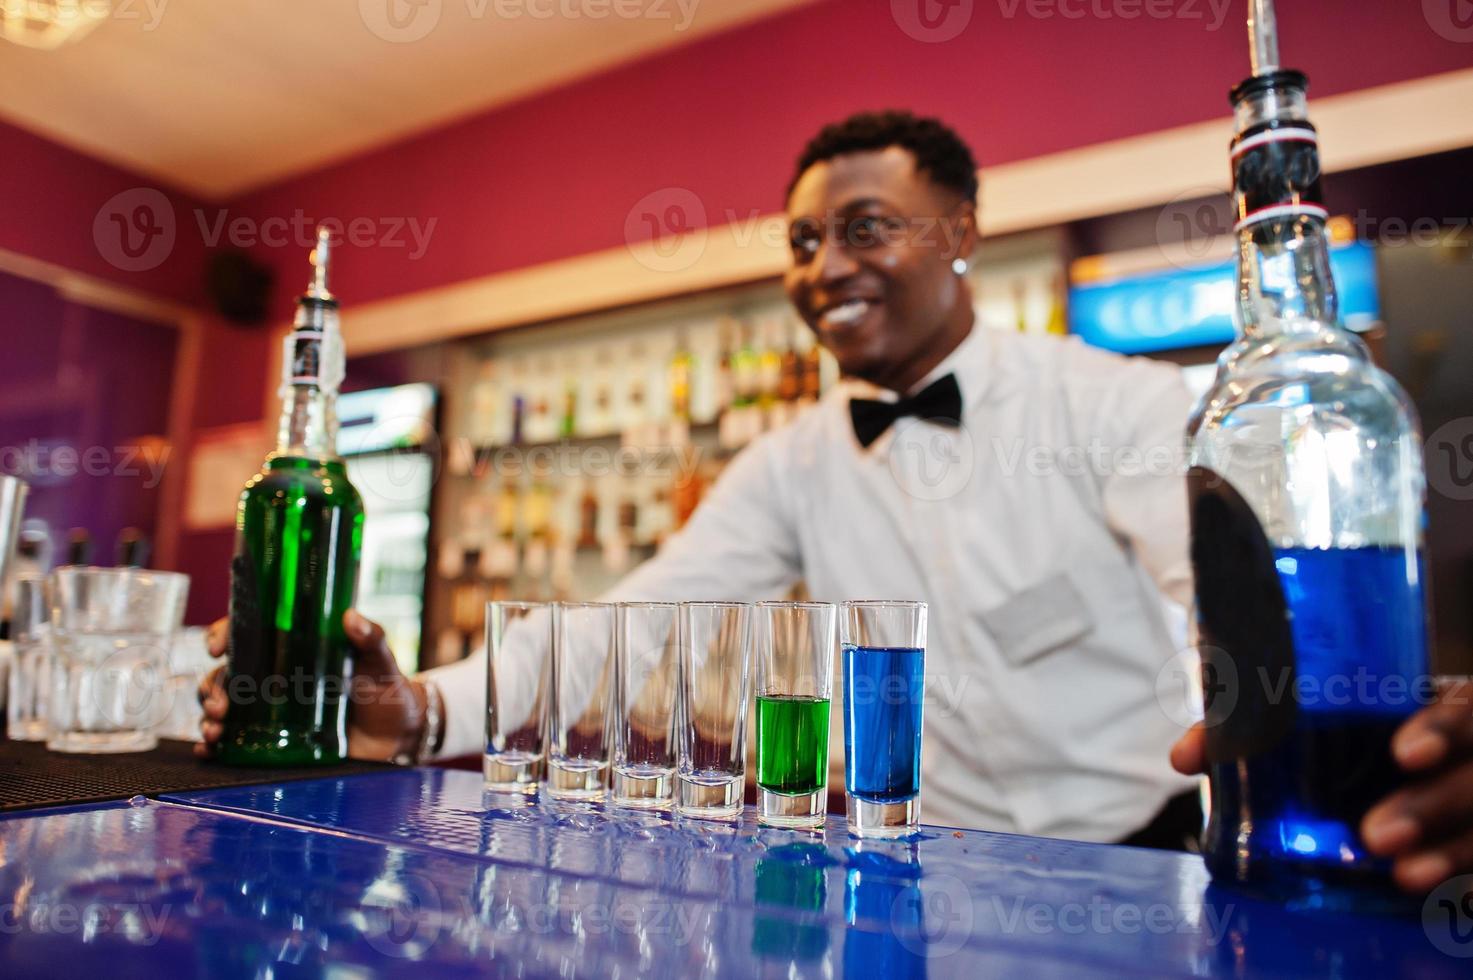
[839,324,988,405]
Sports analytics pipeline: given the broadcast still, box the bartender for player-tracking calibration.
[199,112,1473,884]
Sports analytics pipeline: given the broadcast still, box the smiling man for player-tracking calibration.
[199,112,1473,878]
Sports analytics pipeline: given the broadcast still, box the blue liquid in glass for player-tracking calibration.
[1205,545,1430,899]
[843,646,924,803]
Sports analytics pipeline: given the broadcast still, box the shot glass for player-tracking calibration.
[611,601,679,809]
[485,601,553,793]
[754,600,836,829]
[47,567,188,754]
[6,574,50,741]
[676,601,752,820]
[546,601,616,801]
[840,601,927,838]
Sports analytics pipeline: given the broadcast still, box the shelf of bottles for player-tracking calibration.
[428,285,835,664]
[426,237,1067,666]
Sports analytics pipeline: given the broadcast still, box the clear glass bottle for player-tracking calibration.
[1186,67,1430,902]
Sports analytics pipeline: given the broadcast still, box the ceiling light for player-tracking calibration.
[0,0,111,51]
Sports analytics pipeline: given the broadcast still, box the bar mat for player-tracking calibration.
[0,737,390,812]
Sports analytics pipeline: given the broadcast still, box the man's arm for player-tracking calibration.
[424,431,805,759]
[1094,356,1195,609]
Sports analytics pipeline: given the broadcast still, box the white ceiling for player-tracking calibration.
[0,0,810,199]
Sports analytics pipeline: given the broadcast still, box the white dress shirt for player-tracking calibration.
[425,326,1200,842]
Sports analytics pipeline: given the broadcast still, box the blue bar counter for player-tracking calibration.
[0,768,1458,978]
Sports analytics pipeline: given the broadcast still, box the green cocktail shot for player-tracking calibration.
[756,694,831,796]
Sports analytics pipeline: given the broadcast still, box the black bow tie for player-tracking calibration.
[848,373,963,448]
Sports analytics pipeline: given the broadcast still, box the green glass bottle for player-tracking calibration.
[219,228,365,766]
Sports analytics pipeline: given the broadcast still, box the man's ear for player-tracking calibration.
[948,200,979,265]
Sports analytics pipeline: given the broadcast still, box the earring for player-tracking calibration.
[951,257,969,276]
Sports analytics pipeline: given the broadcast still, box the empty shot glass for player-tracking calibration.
[6,574,50,741]
[485,601,553,793]
[754,600,836,829]
[841,600,927,838]
[610,601,680,809]
[47,567,188,754]
[676,601,753,820]
[546,601,616,801]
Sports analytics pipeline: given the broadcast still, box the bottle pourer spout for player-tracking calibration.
[1248,0,1279,76]
[308,226,334,301]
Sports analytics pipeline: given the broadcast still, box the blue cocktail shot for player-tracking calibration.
[840,601,927,838]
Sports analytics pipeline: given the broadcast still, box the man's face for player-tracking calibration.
[784,146,974,389]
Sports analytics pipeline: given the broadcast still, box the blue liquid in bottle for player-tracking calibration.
[1202,545,1430,905]
[842,646,924,802]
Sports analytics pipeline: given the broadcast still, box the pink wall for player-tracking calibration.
[228,0,1473,317]
[0,118,210,305]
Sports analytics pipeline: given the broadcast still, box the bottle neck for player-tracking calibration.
[1236,218,1337,337]
[276,384,339,459]
[274,297,344,460]
[1229,75,1338,339]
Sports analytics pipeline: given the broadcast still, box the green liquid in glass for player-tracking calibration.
[219,455,364,766]
[756,694,830,795]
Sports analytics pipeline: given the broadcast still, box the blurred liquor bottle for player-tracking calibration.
[1046,273,1069,336]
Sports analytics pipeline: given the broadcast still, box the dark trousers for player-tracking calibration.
[1116,790,1204,852]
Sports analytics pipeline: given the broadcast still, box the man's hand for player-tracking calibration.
[196,609,430,763]
[1170,679,1473,894]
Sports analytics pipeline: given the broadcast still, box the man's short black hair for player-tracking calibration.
[787,110,979,203]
